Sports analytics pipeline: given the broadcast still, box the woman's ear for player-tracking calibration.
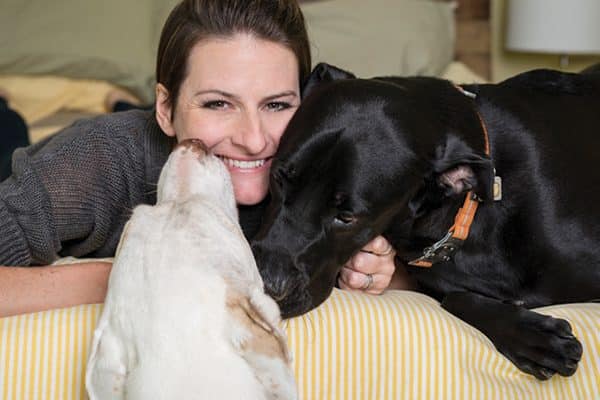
[155,83,176,137]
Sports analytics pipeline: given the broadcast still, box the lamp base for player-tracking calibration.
[559,54,570,70]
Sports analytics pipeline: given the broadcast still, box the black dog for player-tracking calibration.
[252,63,600,380]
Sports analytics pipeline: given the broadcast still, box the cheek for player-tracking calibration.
[174,113,233,147]
[264,112,295,144]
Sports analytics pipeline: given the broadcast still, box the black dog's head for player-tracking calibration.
[252,63,494,318]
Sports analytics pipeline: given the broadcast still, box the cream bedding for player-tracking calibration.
[1,290,598,400]
[1,0,456,105]
[0,75,131,144]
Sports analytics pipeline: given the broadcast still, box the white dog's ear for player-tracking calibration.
[226,288,290,361]
[226,288,297,399]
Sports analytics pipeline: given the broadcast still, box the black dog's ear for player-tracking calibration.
[434,136,494,202]
[438,165,478,195]
[301,62,356,99]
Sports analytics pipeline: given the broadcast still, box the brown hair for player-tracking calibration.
[156,0,311,112]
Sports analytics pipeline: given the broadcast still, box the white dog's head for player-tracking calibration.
[156,139,237,220]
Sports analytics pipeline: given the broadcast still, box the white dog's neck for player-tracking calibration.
[189,195,243,241]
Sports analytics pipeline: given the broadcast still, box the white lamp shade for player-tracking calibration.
[506,0,600,55]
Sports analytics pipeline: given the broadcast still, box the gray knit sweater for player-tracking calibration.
[0,110,266,266]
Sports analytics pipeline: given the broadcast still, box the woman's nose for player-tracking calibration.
[231,110,267,155]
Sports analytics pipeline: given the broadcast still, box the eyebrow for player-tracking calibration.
[193,89,298,102]
[263,90,299,102]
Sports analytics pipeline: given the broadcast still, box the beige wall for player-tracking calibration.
[491,0,600,82]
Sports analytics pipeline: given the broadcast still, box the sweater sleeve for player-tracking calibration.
[0,114,150,266]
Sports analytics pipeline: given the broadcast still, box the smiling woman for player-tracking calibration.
[155,33,301,205]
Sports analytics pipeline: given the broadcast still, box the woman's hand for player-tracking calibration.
[337,236,396,294]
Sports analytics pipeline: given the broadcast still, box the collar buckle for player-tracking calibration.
[408,231,464,268]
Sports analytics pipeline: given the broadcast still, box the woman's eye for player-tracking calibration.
[265,102,291,112]
[202,100,229,110]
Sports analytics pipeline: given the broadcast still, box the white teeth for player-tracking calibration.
[218,156,266,169]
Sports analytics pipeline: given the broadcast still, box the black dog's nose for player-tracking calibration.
[264,282,291,302]
[251,242,299,302]
[250,241,314,317]
[251,241,310,315]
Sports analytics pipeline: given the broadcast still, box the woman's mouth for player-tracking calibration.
[217,155,272,171]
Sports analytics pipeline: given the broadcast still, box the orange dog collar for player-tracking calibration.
[408,86,499,268]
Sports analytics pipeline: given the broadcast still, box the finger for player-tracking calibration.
[338,272,365,292]
[346,251,379,274]
[338,277,371,293]
[337,276,352,291]
[360,273,389,295]
[339,267,368,289]
[347,252,396,278]
[361,236,394,256]
[366,273,391,295]
[339,267,390,294]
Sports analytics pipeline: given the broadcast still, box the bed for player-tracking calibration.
[1,1,598,399]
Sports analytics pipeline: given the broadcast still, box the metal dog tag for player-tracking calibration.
[493,175,502,201]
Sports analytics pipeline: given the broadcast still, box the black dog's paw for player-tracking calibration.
[442,293,584,380]
[495,311,583,380]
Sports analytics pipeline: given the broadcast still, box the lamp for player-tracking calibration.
[505,0,600,69]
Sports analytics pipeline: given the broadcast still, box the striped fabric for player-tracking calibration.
[1,290,599,400]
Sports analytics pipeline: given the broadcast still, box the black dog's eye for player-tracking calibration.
[334,211,357,225]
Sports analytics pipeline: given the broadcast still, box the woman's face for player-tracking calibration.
[156,33,300,205]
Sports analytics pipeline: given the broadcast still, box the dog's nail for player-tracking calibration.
[559,334,576,339]
[539,368,555,379]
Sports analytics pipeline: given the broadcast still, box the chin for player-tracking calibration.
[230,170,270,205]
[233,184,269,206]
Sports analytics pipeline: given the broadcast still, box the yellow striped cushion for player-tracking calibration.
[1,290,599,399]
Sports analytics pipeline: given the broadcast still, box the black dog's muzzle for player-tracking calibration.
[251,242,312,318]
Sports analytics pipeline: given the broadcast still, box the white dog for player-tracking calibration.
[86,139,297,400]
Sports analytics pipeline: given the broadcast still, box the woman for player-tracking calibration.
[0,0,411,317]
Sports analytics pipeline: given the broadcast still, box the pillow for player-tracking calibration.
[1,0,454,104]
[0,0,178,103]
[441,61,488,84]
[301,0,455,78]
[1,289,598,399]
